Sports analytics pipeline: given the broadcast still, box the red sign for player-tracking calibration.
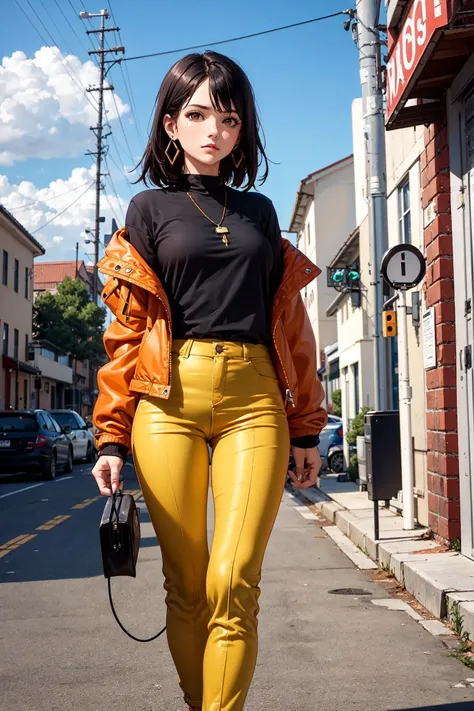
[386,0,449,121]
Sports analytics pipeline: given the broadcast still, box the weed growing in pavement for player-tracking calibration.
[450,538,462,553]
[448,600,474,669]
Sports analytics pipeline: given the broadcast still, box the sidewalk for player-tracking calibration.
[297,473,474,639]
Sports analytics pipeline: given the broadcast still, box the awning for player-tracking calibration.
[2,354,41,375]
[386,0,474,130]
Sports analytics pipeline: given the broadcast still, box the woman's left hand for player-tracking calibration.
[288,445,322,490]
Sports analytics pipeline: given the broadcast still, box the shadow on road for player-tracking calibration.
[395,703,474,710]
[0,459,161,585]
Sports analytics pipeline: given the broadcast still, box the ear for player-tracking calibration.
[163,114,177,140]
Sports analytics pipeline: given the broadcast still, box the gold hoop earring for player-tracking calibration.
[232,145,244,169]
[165,139,180,165]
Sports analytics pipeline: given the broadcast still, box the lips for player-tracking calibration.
[203,144,218,150]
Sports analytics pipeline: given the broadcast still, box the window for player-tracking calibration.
[2,323,9,356]
[25,334,29,361]
[352,362,360,415]
[13,328,19,360]
[398,177,411,243]
[2,250,8,286]
[25,266,29,299]
[14,259,19,292]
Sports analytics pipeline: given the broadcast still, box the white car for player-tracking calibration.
[49,410,96,463]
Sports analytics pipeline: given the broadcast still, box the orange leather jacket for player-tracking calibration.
[93,228,328,453]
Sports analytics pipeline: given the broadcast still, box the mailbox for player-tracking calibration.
[364,411,401,501]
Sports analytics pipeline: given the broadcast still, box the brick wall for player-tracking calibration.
[422,120,460,543]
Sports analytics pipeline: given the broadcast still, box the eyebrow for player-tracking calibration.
[186,103,239,115]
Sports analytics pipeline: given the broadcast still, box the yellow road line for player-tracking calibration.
[72,496,102,510]
[0,533,37,558]
[36,515,71,531]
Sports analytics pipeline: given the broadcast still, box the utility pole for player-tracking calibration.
[80,9,124,304]
[351,0,389,410]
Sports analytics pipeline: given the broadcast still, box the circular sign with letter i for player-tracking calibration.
[380,244,426,290]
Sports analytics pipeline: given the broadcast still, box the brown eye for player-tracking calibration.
[223,117,240,128]
[186,111,203,121]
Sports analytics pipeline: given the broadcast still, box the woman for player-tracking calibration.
[92,51,327,711]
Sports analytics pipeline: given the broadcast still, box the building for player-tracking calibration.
[33,261,96,418]
[28,340,73,410]
[0,206,43,410]
[385,0,474,551]
[289,156,356,378]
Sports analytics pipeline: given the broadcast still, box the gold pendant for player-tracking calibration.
[215,225,229,246]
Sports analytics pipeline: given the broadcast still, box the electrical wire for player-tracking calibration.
[7,181,92,213]
[102,169,125,224]
[111,92,136,166]
[106,0,145,145]
[120,11,348,63]
[52,0,91,57]
[31,182,94,234]
[14,0,99,112]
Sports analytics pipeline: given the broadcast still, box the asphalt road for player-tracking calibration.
[1,460,474,711]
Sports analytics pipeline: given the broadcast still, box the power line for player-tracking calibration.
[31,181,94,234]
[111,91,136,166]
[14,0,99,112]
[52,0,91,57]
[7,181,92,212]
[119,11,347,63]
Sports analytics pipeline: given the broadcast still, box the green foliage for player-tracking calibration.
[450,538,462,553]
[346,406,372,445]
[33,277,106,365]
[331,389,342,416]
[347,453,359,482]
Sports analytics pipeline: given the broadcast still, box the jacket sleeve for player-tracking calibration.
[281,291,328,442]
[93,278,148,454]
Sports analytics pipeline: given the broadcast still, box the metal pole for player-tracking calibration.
[397,289,415,529]
[356,0,389,410]
[75,241,79,279]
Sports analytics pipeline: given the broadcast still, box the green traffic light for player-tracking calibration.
[332,269,345,284]
[347,270,359,282]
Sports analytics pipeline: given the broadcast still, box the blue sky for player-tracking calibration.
[0,1,360,261]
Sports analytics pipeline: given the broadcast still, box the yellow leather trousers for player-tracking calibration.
[131,339,290,711]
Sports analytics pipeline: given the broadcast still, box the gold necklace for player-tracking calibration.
[186,187,230,246]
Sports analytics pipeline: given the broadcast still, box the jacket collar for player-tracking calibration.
[98,228,320,308]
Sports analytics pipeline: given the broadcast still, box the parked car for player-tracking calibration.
[0,410,73,479]
[48,409,96,462]
[318,415,344,472]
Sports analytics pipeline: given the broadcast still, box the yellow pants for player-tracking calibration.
[132,339,290,711]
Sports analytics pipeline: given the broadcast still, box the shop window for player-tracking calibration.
[398,177,411,244]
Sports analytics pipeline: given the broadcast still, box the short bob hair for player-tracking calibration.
[136,51,269,191]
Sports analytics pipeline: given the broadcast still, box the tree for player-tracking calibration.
[346,405,372,446]
[331,389,342,417]
[33,277,106,366]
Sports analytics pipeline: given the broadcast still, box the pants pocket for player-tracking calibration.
[249,357,279,381]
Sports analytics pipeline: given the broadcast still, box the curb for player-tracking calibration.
[295,484,474,639]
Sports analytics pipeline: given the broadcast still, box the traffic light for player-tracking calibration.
[382,310,397,337]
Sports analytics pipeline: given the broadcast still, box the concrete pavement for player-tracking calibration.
[1,462,473,710]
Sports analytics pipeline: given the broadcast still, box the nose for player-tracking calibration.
[207,117,219,138]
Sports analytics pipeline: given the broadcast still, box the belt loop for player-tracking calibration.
[180,339,194,358]
[243,343,250,362]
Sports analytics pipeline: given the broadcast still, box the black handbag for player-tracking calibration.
[99,490,167,643]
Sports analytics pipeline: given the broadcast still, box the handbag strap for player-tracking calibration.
[107,578,167,643]
[107,491,167,643]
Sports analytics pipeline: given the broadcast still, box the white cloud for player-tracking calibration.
[0,167,127,261]
[0,47,129,165]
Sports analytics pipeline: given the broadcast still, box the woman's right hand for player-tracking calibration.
[92,455,124,496]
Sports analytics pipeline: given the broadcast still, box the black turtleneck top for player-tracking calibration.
[124,174,283,346]
[100,173,320,459]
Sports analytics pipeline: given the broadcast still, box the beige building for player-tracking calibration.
[325,98,428,525]
[0,206,44,410]
[289,156,356,373]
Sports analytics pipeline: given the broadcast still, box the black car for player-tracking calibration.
[0,410,74,480]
